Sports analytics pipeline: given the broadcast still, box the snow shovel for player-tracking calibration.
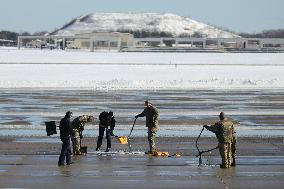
[195,127,218,166]
[128,117,138,152]
[116,118,137,152]
[116,136,128,144]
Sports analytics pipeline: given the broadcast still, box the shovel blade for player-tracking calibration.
[117,136,128,144]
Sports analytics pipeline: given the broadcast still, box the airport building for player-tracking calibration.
[18,33,284,52]
[0,39,16,46]
[18,32,134,51]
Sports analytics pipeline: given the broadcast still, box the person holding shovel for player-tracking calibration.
[135,100,159,154]
[96,111,112,152]
[71,115,94,155]
[203,112,235,168]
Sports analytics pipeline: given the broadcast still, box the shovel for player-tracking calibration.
[116,118,137,152]
[195,127,218,166]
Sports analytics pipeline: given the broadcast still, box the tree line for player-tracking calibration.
[0,30,48,42]
[239,29,284,38]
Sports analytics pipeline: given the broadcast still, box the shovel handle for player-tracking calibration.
[127,117,137,153]
[128,117,137,138]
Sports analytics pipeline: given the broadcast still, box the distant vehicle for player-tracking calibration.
[46,43,57,50]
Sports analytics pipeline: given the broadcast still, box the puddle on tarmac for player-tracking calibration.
[236,172,284,177]
[1,89,284,137]
[14,137,61,143]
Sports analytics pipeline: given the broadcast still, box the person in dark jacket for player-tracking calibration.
[58,111,73,166]
[96,111,112,152]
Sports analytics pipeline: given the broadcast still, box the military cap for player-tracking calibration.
[219,112,225,120]
[65,111,73,118]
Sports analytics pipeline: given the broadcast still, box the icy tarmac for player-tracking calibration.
[0,153,284,189]
[0,89,283,137]
[1,49,283,188]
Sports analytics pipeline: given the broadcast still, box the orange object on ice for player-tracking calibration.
[152,151,170,157]
[117,136,128,144]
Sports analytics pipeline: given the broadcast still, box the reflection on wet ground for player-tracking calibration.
[0,154,283,189]
[15,137,61,143]
[0,89,284,136]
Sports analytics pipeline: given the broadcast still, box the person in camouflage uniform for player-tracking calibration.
[71,115,94,155]
[204,112,235,168]
[135,100,159,154]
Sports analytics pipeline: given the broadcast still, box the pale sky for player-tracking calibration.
[1,0,283,33]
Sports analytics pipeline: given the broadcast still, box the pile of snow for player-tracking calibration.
[52,12,239,38]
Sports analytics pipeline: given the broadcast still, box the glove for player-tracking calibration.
[135,115,138,119]
[80,134,83,139]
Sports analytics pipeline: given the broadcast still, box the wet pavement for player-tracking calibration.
[0,153,283,189]
[0,89,283,188]
[0,89,284,137]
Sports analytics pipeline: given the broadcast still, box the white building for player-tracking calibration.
[26,39,46,48]
[18,32,134,51]
[72,32,134,50]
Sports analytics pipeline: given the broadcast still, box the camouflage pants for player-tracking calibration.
[231,137,236,159]
[147,127,157,152]
[219,142,232,168]
[71,131,81,155]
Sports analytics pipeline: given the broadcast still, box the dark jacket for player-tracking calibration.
[99,111,109,127]
[59,116,72,139]
[109,117,116,129]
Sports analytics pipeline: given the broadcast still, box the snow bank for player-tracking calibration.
[0,49,284,90]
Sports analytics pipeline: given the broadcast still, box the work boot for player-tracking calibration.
[74,150,82,156]
[231,159,236,167]
[220,164,230,168]
[110,131,115,136]
[58,162,64,167]
[96,147,100,151]
[105,148,110,152]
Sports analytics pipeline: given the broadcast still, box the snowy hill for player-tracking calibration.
[51,12,239,38]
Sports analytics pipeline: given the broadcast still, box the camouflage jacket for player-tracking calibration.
[204,118,235,143]
[72,116,86,134]
[137,105,159,128]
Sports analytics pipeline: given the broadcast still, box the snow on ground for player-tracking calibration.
[0,48,284,89]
